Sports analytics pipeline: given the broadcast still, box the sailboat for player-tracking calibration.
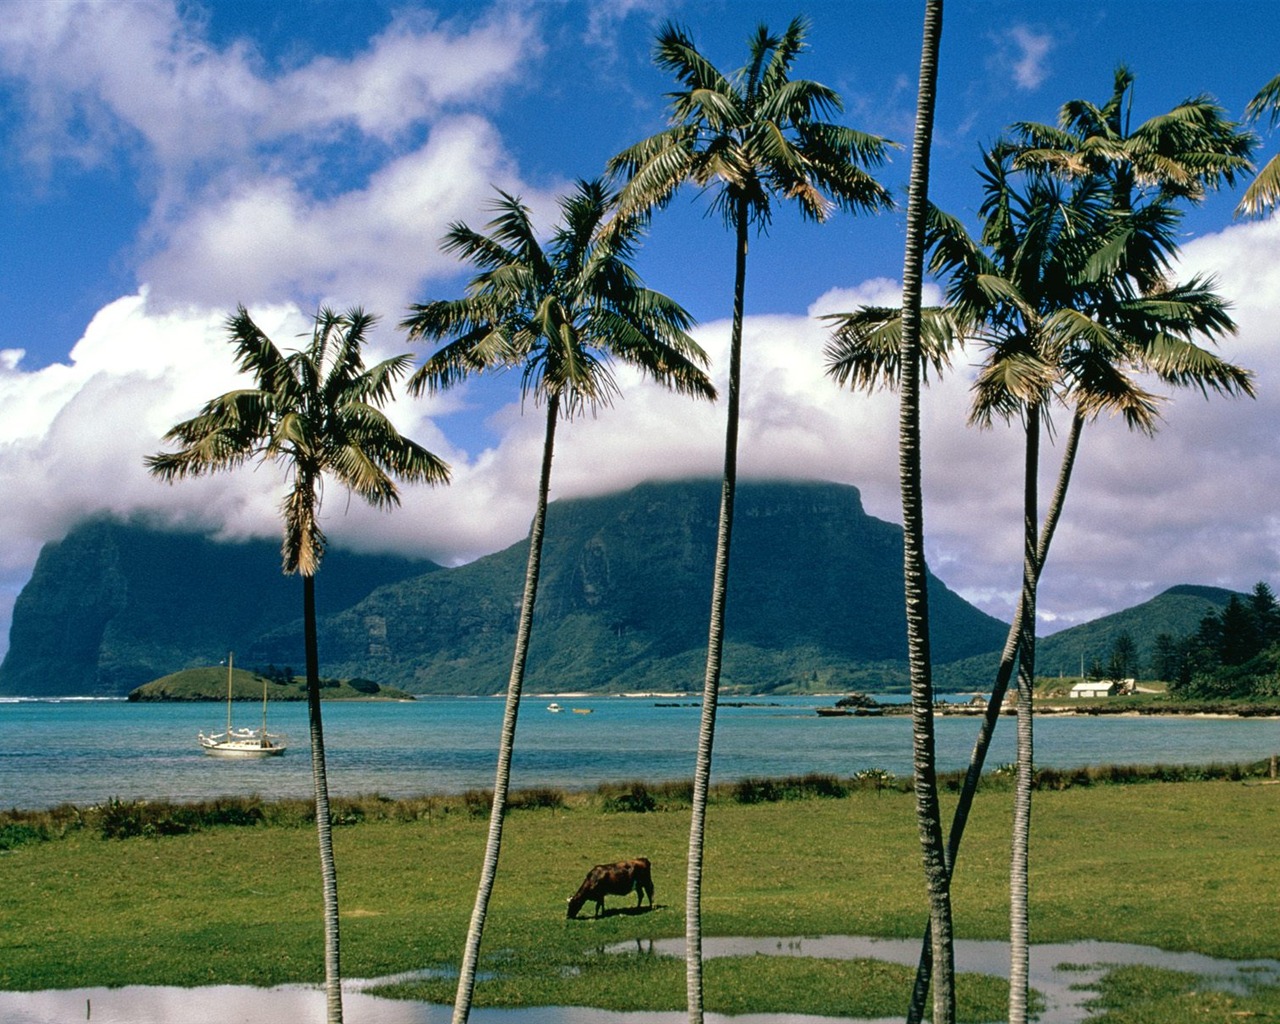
[198,653,287,758]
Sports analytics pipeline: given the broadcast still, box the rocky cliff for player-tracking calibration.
[249,479,1010,693]
[0,519,439,696]
[2,480,1013,697]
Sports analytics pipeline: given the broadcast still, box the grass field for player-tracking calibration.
[2,773,1279,1020]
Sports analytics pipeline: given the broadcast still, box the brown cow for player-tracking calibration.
[566,857,654,919]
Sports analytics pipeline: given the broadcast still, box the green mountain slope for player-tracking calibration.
[936,584,1243,688]
[0,518,440,696]
[126,664,413,701]
[249,479,1011,694]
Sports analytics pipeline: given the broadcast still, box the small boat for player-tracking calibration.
[571,707,593,715]
[546,702,563,713]
[816,707,854,717]
[199,653,287,758]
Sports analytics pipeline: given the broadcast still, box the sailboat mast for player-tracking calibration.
[226,652,234,736]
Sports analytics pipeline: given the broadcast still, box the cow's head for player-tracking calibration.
[566,893,587,919]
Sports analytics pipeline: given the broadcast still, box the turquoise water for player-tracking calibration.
[2,695,1276,810]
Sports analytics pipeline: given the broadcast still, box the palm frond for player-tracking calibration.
[969,348,1057,427]
[1245,74,1280,128]
[655,21,732,96]
[822,306,961,392]
[1068,354,1162,435]
[1237,153,1280,217]
[1135,333,1255,397]
[761,16,809,94]
[608,128,698,224]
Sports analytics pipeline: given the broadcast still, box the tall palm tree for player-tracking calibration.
[1238,74,1280,217]
[893,2,954,1022]
[831,136,1252,1021]
[401,179,714,1024]
[147,306,449,1024]
[607,20,893,1019]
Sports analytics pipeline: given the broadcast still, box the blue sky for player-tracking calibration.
[1,0,1278,661]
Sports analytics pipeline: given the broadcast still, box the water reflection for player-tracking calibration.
[4,936,1277,1024]
[627,936,1280,1024]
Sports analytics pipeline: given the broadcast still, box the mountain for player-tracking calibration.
[0,479,1028,698]
[0,518,440,697]
[936,583,1243,688]
[1034,584,1243,678]
[247,479,1011,694]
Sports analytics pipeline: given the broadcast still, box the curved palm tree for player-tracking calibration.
[927,148,1248,1024]
[607,20,893,1019]
[147,306,450,1024]
[1238,74,1280,217]
[401,179,714,1024]
[829,132,1252,1021]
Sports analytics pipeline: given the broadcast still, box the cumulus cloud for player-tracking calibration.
[3,215,1280,657]
[0,2,535,173]
[141,115,525,314]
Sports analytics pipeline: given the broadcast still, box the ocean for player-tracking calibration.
[2,695,1276,811]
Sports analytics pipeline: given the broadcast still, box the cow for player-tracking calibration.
[566,857,654,919]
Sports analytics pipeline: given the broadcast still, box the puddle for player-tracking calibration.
[3,936,1277,1024]
[614,935,1280,1024]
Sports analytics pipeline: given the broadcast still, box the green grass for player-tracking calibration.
[1078,964,1280,1024]
[2,775,1278,1020]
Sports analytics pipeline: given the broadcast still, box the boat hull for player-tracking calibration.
[199,732,287,758]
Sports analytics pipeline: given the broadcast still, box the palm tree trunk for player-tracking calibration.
[686,194,748,1024]
[905,408,1083,1023]
[303,571,343,1024]
[896,4,953,1022]
[1009,407,1040,1024]
[453,395,559,1024]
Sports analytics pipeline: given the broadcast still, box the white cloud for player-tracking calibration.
[0,2,536,172]
[141,115,526,315]
[1005,25,1054,91]
[4,212,1280,657]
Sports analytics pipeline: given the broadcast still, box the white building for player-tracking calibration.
[1070,680,1122,698]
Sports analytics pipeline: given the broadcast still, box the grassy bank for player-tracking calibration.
[2,771,1278,1020]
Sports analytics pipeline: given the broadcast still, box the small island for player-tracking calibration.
[127,664,414,702]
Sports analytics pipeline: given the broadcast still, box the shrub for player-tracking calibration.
[508,787,567,811]
[0,822,48,850]
[602,785,657,813]
[96,799,198,839]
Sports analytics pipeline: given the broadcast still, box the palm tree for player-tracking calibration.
[898,0,956,1015]
[931,148,1248,1024]
[893,3,955,1022]
[884,73,1256,1020]
[401,179,714,1024]
[606,20,893,1019]
[1238,74,1280,217]
[1013,64,1252,210]
[829,132,1251,1020]
[147,306,449,1024]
